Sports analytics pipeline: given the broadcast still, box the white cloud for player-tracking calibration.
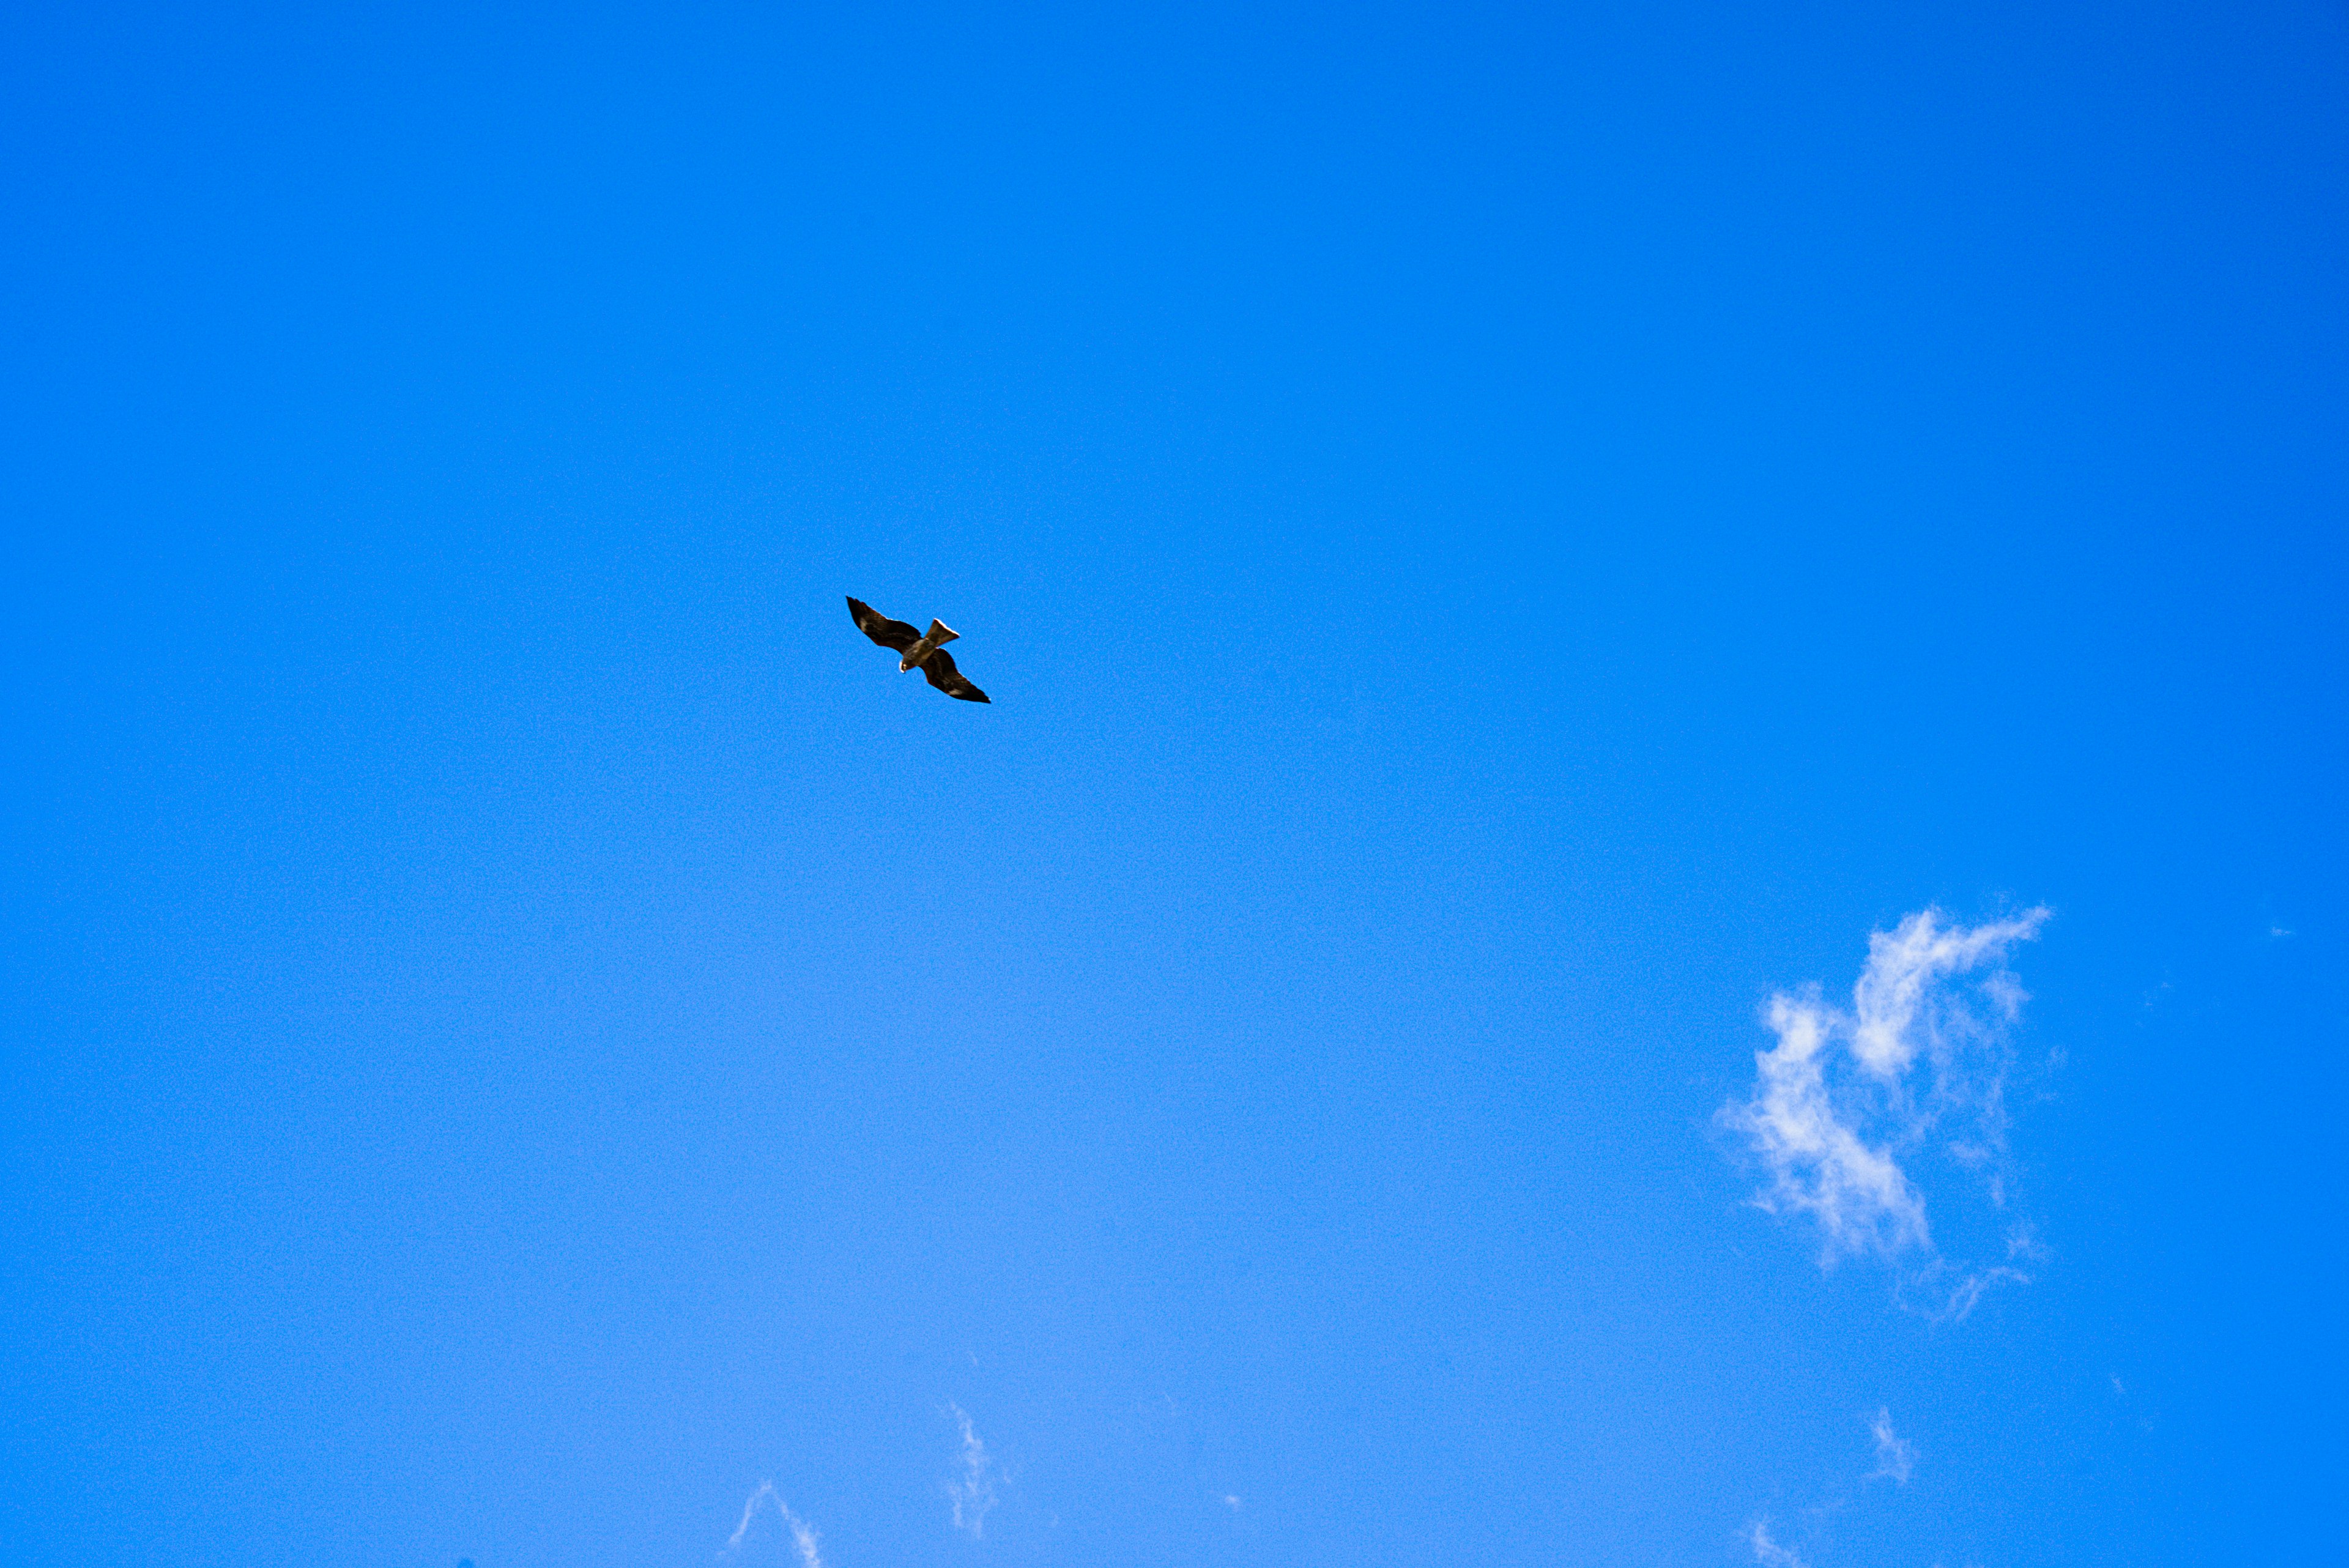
[1731,988,1931,1258]
[1868,1406,1915,1484]
[946,1403,1000,1539]
[1720,907,2050,1313]
[724,1483,823,1568]
[1748,1520,1809,1568]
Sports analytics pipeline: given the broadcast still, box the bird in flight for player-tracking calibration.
[845,596,991,702]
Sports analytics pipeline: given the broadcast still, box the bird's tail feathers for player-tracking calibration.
[926,620,959,645]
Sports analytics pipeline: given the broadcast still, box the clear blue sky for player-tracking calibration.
[4,3,2345,1564]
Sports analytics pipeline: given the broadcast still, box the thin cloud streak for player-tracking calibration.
[1869,1406,1916,1484]
[724,1482,823,1568]
[1748,1520,1809,1568]
[1720,907,2050,1314]
[946,1403,1000,1539]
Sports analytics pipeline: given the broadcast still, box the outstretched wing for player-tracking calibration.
[846,596,919,652]
[920,647,990,703]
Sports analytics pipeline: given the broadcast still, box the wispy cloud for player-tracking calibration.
[1748,1520,1809,1568]
[724,1483,823,1568]
[946,1403,1000,1539]
[1719,907,2050,1314]
[1868,1406,1915,1484]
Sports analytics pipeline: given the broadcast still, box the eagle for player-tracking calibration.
[845,596,991,702]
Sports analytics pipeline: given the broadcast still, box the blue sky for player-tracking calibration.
[3,2,2345,1564]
